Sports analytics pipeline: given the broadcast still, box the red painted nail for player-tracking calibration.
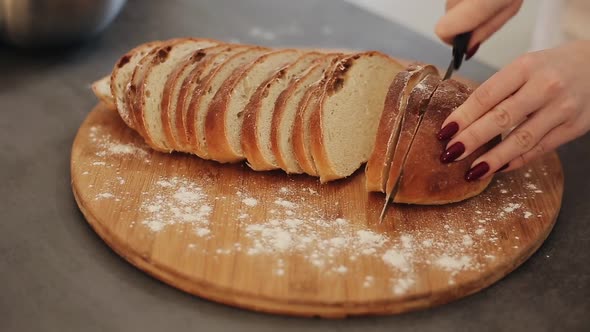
[437,122,459,140]
[495,163,509,173]
[466,162,490,181]
[440,142,465,164]
[466,43,480,60]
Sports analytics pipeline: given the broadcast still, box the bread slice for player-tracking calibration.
[135,38,221,152]
[271,54,341,174]
[161,44,229,151]
[174,45,252,153]
[241,52,324,171]
[291,56,345,176]
[385,73,441,198]
[205,49,303,163]
[110,41,161,129]
[365,64,438,192]
[309,52,405,182]
[126,38,187,141]
[92,75,115,109]
[185,47,271,158]
[394,79,500,204]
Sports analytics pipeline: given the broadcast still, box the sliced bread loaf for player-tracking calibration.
[185,47,271,158]
[110,41,161,129]
[271,54,341,174]
[384,73,441,197]
[365,64,438,192]
[309,52,404,183]
[241,52,324,171]
[161,44,229,151]
[135,38,220,151]
[205,49,303,163]
[175,45,252,153]
[394,79,500,204]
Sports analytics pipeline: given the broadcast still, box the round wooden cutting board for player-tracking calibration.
[71,103,563,317]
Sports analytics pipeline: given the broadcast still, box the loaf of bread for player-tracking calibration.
[369,76,500,204]
[92,37,497,206]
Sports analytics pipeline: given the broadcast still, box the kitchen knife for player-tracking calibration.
[443,32,472,80]
[379,91,431,223]
[379,33,473,222]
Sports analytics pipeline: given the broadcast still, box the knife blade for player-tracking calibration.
[378,76,441,223]
[379,104,427,222]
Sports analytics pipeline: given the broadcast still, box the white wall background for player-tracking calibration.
[344,0,542,69]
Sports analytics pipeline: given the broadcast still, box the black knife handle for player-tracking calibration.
[452,32,472,70]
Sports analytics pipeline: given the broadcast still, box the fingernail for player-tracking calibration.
[465,162,490,181]
[437,122,459,140]
[465,43,480,60]
[440,142,465,163]
[495,163,509,173]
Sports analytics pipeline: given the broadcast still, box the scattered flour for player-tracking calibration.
[274,198,297,209]
[95,192,114,200]
[382,250,410,272]
[138,177,212,235]
[526,183,544,193]
[84,123,548,296]
[89,125,148,158]
[462,235,474,247]
[436,255,472,271]
[393,277,415,295]
[334,265,348,274]
[195,228,211,237]
[503,203,521,213]
[242,197,258,207]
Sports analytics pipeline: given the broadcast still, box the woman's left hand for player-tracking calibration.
[437,40,590,181]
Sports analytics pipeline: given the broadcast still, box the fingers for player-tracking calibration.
[435,0,514,44]
[438,55,530,139]
[442,75,553,162]
[445,0,462,11]
[504,120,588,172]
[464,101,570,180]
[467,0,524,50]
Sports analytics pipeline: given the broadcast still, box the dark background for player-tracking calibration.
[1,0,588,331]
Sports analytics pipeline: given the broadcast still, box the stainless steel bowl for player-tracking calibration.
[0,0,126,47]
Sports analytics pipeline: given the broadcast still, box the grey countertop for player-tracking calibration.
[1,0,588,331]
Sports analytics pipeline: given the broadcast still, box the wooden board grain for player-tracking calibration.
[71,103,563,317]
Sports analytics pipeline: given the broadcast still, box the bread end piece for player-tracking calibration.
[91,75,115,109]
[394,79,500,204]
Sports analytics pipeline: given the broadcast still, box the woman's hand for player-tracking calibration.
[435,0,524,57]
[437,41,590,180]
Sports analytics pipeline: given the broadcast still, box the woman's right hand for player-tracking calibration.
[435,0,524,57]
